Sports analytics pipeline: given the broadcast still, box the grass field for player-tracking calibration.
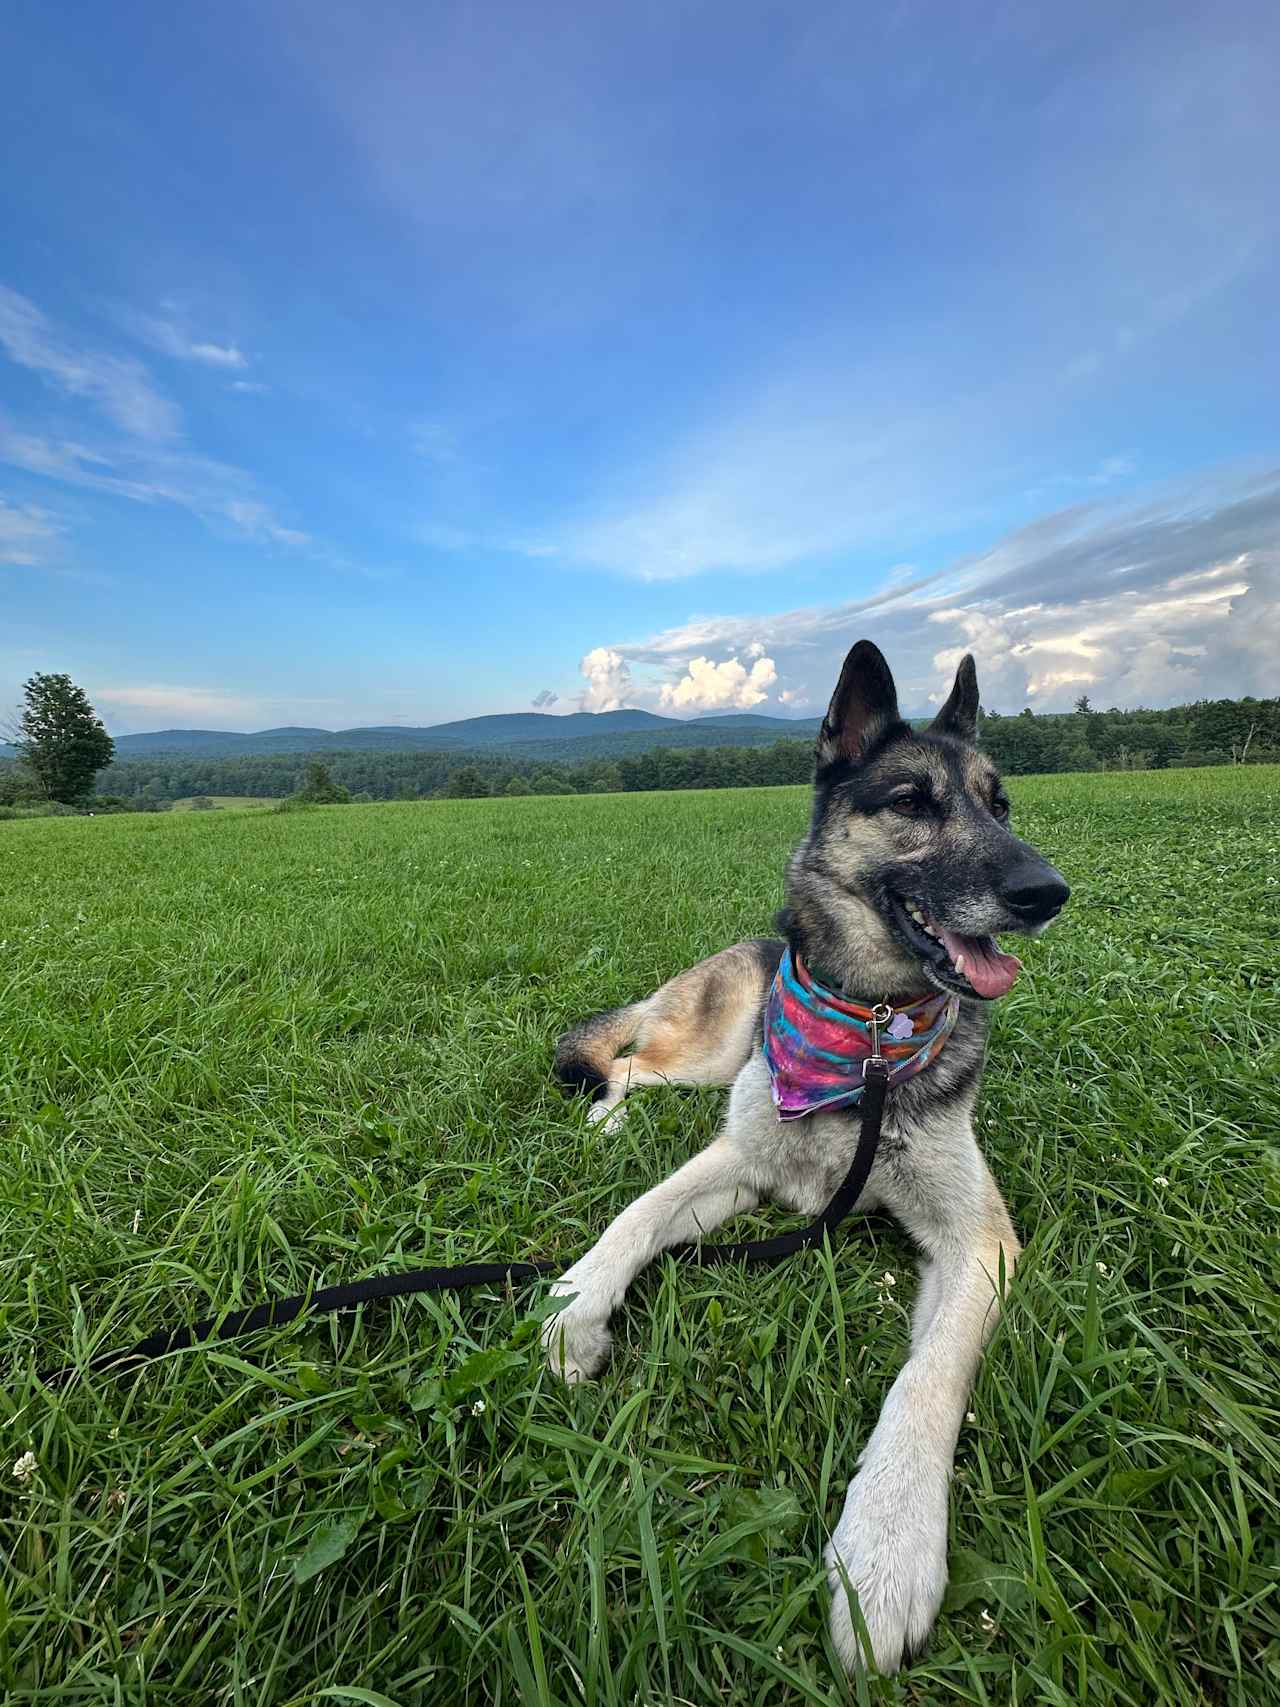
[2,768,1278,1706]
[168,796,280,812]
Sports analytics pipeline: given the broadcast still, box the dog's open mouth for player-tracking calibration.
[888,894,1022,1000]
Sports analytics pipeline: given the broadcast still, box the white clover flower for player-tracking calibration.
[12,1451,37,1485]
[470,1399,486,1416]
[880,1271,897,1287]
[979,1606,997,1634]
[966,1411,976,1424]
[1153,1175,1169,1188]
[1096,1261,1110,1277]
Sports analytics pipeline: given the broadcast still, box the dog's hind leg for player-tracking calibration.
[558,938,783,1133]
[825,1132,1020,1675]
[542,1134,762,1382]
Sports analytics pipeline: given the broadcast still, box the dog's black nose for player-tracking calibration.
[1000,862,1070,922]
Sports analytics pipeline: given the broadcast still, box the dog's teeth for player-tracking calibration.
[954,954,966,975]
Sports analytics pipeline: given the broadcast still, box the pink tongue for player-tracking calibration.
[938,930,1022,998]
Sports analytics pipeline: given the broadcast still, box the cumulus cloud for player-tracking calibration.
[0,286,180,440]
[580,469,1280,714]
[0,498,61,566]
[658,654,778,712]
[531,688,558,708]
[578,646,631,711]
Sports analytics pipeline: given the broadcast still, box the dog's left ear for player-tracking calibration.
[929,654,980,742]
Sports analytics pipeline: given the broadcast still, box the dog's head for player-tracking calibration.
[799,639,1069,1000]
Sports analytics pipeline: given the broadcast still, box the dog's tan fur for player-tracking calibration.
[557,940,779,1131]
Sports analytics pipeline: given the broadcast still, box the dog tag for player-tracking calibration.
[886,1012,914,1042]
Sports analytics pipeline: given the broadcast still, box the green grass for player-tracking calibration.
[168,795,280,811]
[2,769,1278,1705]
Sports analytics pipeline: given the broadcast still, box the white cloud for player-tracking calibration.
[121,308,248,369]
[92,684,268,724]
[658,654,778,712]
[0,286,180,440]
[531,688,558,708]
[231,379,269,394]
[578,646,631,712]
[0,419,308,550]
[91,683,346,730]
[579,471,1280,714]
[415,519,558,558]
[0,498,62,566]
[223,499,310,548]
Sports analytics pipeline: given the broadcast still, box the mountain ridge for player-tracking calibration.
[3,705,822,760]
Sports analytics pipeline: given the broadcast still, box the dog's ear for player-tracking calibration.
[816,640,902,768]
[929,654,980,742]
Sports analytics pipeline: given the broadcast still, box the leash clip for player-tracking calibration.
[867,1002,893,1066]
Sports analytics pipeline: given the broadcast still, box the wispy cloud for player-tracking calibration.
[414,519,557,559]
[0,416,308,547]
[91,683,343,729]
[0,285,180,440]
[223,500,310,548]
[230,379,269,394]
[0,497,62,566]
[578,469,1280,712]
[119,305,248,369]
[0,290,317,555]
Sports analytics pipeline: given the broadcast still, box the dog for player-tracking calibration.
[543,638,1069,1674]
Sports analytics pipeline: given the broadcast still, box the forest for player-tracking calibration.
[5,689,1276,809]
[0,691,1267,807]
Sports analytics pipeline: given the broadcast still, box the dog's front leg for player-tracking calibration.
[826,1160,1019,1674]
[543,1137,759,1382]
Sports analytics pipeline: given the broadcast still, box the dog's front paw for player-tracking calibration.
[540,1275,613,1383]
[824,1456,949,1674]
[585,1098,627,1133]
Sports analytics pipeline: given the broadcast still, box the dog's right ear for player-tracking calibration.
[816,639,902,769]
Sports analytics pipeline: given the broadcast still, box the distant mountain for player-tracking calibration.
[83,706,820,760]
[690,712,814,730]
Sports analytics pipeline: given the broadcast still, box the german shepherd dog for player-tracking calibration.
[543,640,1070,1674]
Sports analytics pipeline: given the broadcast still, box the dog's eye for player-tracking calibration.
[991,796,1010,821]
[889,795,928,816]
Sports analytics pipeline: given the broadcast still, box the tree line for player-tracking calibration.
[3,680,1276,816]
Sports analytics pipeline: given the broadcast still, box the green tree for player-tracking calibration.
[13,672,115,803]
[530,773,564,794]
[293,761,350,804]
[504,775,532,795]
[442,766,490,798]
[582,761,624,793]
[188,796,219,811]
[0,762,44,805]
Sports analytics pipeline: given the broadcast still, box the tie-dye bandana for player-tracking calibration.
[762,948,959,1121]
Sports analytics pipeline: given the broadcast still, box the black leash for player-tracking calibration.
[43,1063,888,1389]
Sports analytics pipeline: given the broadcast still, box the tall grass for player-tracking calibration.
[2,768,1277,1703]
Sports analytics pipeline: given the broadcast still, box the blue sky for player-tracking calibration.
[2,0,1277,732]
